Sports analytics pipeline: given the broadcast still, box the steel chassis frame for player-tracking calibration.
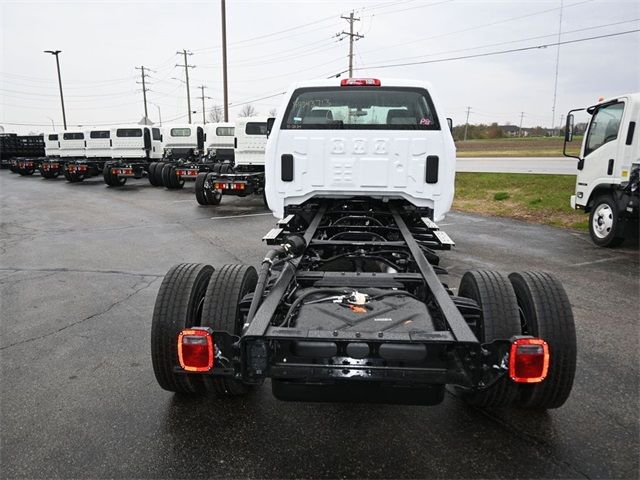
[177,198,514,404]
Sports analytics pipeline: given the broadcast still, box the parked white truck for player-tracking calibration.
[564,93,639,247]
[152,77,577,410]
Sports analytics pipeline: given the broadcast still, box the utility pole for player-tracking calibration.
[338,12,364,77]
[221,0,229,122]
[176,49,195,123]
[44,50,67,129]
[519,112,525,137]
[199,85,209,124]
[463,106,471,141]
[551,0,564,136]
[135,66,150,123]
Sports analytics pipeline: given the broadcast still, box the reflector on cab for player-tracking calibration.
[509,338,549,383]
[177,327,214,372]
[340,78,381,86]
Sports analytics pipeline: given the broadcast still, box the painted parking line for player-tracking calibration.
[210,212,272,220]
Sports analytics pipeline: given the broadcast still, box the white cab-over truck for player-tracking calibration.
[565,93,639,247]
[152,77,576,410]
[194,117,268,205]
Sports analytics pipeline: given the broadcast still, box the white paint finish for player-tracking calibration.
[265,78,456,221]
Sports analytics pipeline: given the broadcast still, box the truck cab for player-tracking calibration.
[110,125,163,160]
[59,131,86,159]
[44,133,60,158]
[264,78,456,220]
[204,122,235,161]
[85,129,112,159]
[163,124,204,159]
[565,93,639,246]
[235,117,268,167]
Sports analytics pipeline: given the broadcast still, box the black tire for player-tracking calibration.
[588,195,625,247]
[171,166,185,189]
[201,264,258,396]
[148,162,161,186]
[151,263,215,394]
[41,169,55,179]
[508,272,577,409]
[162,163,174,189]
[195,172,210,205]
[103,163,126,187]
[457,270,522,407]
[205,173,222,205]
[154,162,165,186]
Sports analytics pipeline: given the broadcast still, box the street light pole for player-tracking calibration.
[44,50,67,130]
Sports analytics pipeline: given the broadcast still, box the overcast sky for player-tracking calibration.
[1,0,638,134]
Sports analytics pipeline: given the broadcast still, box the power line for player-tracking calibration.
[351,29,640,72]
[357,0,595,58]
[361,18,640,66]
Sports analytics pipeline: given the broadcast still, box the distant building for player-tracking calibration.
[499,125,521,136]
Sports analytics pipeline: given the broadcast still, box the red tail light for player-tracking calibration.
[177,328,214,372]
[340,78,381,86]
[509,338,549,383]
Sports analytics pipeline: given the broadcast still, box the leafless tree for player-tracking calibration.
[208,105,224,123]
[269,108,277,117]
[240,104,257,117]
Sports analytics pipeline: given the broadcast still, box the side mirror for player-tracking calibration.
[160,134,163,142]
[565,114,574,142]
[266,117,276,138]
[446,118,453,132]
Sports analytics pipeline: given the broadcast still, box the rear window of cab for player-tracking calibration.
[282,86,440,130]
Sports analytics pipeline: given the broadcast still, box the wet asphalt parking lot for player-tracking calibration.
[1,170,638,479]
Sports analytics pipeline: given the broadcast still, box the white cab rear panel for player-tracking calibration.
[44,132,60,157]
[85,130,112,158]
[235,117,268,166]
[265,79,456,220]
[59,132,86,158]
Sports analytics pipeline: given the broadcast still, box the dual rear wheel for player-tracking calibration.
[151,263,257,396]
[457,270,576,410]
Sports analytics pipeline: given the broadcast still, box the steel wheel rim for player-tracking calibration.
[592,203,614,239]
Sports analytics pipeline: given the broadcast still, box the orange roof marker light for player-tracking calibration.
[509,338,550,383]
[177,328,214,372]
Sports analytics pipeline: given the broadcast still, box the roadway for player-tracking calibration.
[1,171,638,479]
[457,156,577,175]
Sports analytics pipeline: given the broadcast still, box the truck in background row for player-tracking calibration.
[565,93,639,247]
[103,125,164,186]
[195,117,268,205]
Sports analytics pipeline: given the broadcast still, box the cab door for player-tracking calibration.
[580,101,626,196]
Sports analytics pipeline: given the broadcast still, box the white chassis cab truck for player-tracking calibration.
[564,93,639,247]
[40,132,62,178]
[148,124,205,189]
[62,128,113,183]
[103,125,163,187]
[151,78,577,409]
[194,117,268,206]
[204,122,235,161]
